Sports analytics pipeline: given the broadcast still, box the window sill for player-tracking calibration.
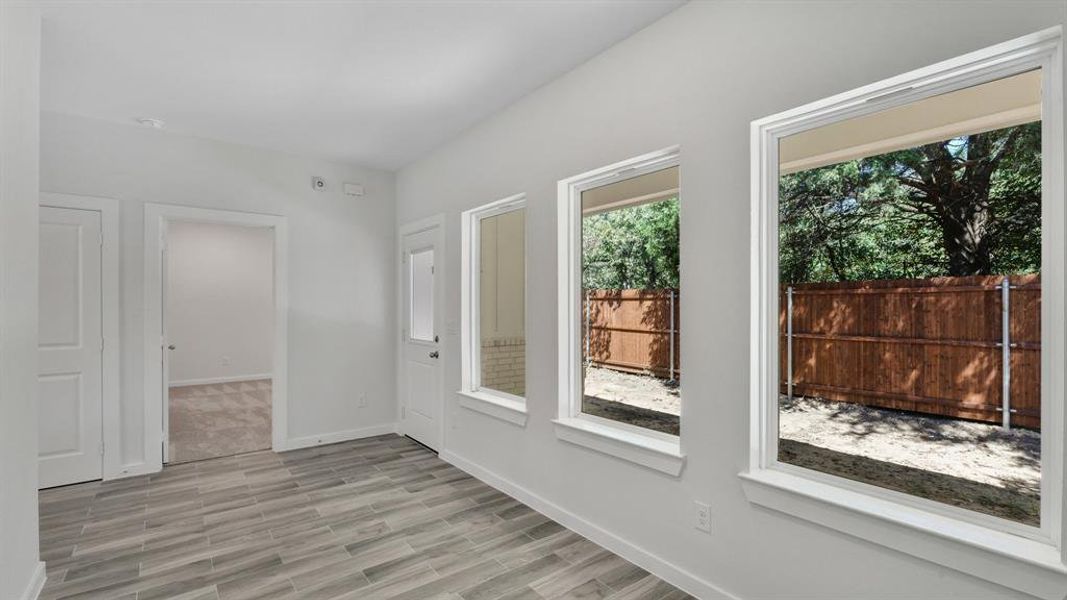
[458,390,527,427]
[740,468,1067,600]
[552,417,684,476]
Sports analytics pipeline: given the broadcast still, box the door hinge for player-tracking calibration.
[98,442,105,456]
[100,337,105,352]
[99,232,104,248]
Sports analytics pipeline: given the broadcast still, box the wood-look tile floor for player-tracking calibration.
[38,434,692,600]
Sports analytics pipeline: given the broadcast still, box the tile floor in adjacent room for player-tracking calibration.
[37,434,692,600]
[168,379,273,464]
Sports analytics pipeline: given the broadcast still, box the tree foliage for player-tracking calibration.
[582,198,679,290]
[779,122,1041,284]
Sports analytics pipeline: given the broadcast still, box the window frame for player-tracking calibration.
[555,147,685,476]
[459,193,528,426]
[743,26,1067,598]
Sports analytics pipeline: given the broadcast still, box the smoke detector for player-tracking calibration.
[135,117,166,129]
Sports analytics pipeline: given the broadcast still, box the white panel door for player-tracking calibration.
[401,228,441,450]
[38,206,103,488]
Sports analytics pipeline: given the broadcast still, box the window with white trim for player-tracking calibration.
[744,28,1066,597]
[555,148,685,476]
[580,167,680,434]
[776,69,1045,525]
[460,194,527,425]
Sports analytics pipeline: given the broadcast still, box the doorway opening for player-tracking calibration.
[145,203,288,470]
[164,221,275,463]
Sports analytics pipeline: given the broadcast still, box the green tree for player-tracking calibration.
[582,198,679,289]
[779,122,1041,284]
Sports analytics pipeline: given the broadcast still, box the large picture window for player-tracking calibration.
[744,28,1065,598]
[556,147,685,476]
[778,69,1044,526]
[581,167,680,435]
[460,194,527,425]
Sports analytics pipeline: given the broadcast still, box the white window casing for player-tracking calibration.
[555,146,685,476]
[460,193,528,427]
[743,26,1067,599]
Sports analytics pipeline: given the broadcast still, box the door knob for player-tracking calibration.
[167,344,176,350]
[429,351,439,359]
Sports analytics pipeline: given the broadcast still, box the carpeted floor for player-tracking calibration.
[168,379,272,464]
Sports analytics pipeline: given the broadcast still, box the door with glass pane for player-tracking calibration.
[400,224,442,450]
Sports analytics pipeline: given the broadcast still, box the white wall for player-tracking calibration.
[396,2,1066,599]
[0,3,44,599]
[166,221,274,385]
[41,112,397,470]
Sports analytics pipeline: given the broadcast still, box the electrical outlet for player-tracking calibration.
[694,501,711,532]
[221,355,231,366]
[358,394,367,408]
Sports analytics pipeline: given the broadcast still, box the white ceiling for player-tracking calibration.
[41,1,684,170]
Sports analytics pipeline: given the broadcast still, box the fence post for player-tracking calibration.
[584,291,591,366]
[669,290,676,383]
[787,286,794,402]
[1001,276,1012,430]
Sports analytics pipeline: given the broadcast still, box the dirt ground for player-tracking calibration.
[583,366,679,415]
[780,395,1040,525]
[579,367,1040,525]
[581,366,680,435]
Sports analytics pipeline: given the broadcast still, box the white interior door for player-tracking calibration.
[401,226,442,450]
[38,206,103,488]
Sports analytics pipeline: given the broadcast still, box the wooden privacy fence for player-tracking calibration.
[780,274,1041,429]
[584,289,680,379]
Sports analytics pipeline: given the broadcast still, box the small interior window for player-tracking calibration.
[409,248,435,342]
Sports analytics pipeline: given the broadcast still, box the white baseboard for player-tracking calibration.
[101,424,397,480]
[282,423,398,451]
[168,373,272,387]
[439,450,738,600]
[19,561,46,600]
[106,461,162,481]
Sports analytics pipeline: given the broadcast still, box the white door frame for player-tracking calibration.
[397,214,446,450]
[144,203,288,468]
[39,192,122,481]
